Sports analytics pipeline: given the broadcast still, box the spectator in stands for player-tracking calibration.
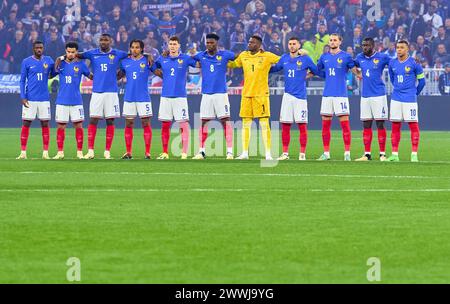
[438,63,450,95]
[126,0,143,23]
[230,31,246,53]
[352,8,367,31]
[445,18,450,36]
[423,1,443,38]
[409,10,426,43]
[230,22,246,48]
[9,30,27,73]
[384,18,396,42]
[146,9,187,37]
[267,31,283,55]
[417,35,433,64]
[184,26,202,51]
[432,26,450,55]
[116,31,130,52]
[384,42,397,59]
[351,27,363,54]
[286,1,300,28]
[143,31,159,50]
[314,24,329,62]
[326,6,345,36]
[46,30,65,59]
[433,44,449,64]
[394,25,407,42]
[252,1,268,23]
[272,6,287,28]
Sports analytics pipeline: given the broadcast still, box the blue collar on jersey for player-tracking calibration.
[364,51,378,59]
[397,55,410,63]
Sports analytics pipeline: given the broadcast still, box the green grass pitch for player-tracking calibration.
[0,127,450,283]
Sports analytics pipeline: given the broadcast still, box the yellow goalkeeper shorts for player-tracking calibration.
[239,96,270,118]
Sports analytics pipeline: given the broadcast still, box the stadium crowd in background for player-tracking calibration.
[0,0,448,86]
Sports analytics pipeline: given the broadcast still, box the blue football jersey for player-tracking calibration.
[155,53,197,98]
[82,48,128,93]
[317,51,355,97]
[20,56,55,101]
[389,56,425,102]
[270,54,318,100]
[193,50,235,94]
[55,60,90,105]
[120,56,157,102]
[354,52,390,98]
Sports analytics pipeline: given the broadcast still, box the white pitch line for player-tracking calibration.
[2,157,450,164]
[310,189,450,192]
[0,188,449,193]
[1,171,449,179]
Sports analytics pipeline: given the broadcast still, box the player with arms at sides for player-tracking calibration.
[387,40,425,162]
[52,42,93,160]
[191,33,236,160]
[316,33,357,161]
[57,34,129,159]
[17,41,56,160]
[227,35,280,160]
[118,39,161,159]
[155,36,197,160]
[353,37,390,161]
[269,37,319,161]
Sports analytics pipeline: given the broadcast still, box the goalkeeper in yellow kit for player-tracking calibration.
[228,35,280,160]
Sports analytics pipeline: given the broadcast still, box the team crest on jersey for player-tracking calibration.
[43,63,48,69]
[73,66,79,75]
[373,58,379,66]
[140,62,146,70]
[216,55,222,61]
[178,59,184,65]
[109,54,115,63]
[296,60,303,70]
[405,66,411,73]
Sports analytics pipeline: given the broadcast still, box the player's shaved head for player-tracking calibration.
[248,35,262,53]
[99,34,112,52]
[206,33,220,41]
[32,40,44,57]
[362,37,375,56]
